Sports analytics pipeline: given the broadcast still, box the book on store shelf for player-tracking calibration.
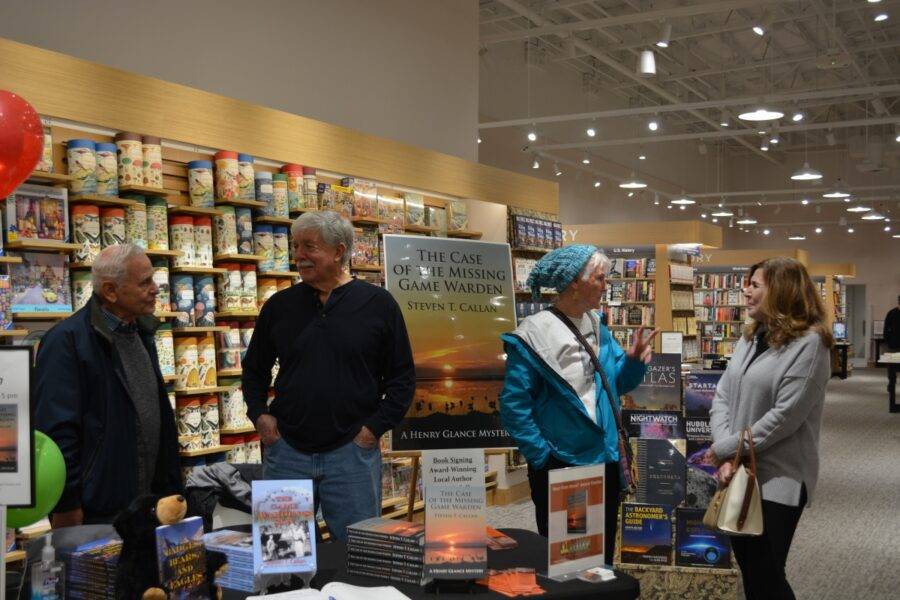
[674,508,732,569]
[341,177,378,218]
[620,503,673,566]
[425,205,448,237]
[403,192,426,227]
[632,438,687,506]
[684,418,717,509]
[622,409,685,440]
[351,227,380,267]
[156,515,207,599]
[377,195,405,234]
[447,200,468,231]
[9,251,73,313]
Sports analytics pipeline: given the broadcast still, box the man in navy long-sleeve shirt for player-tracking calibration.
[242,210,415,540]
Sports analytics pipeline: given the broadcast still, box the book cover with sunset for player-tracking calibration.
[383,236,516,450]
[0,404,18,473]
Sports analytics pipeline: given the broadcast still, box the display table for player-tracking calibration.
[222,528,639,599]
[880,353,900,413]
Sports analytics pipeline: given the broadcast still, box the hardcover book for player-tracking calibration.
[675,508,732,569]
[403,192,426,227]
[252,480,317,575]
[620,353,682,411]
[632,438,687,506]
[685,418,718,509]
[684,371,722,418]
[156,515,207,599]
[620,503,673,566]
[622,410,685,440]
[351,227,380,267]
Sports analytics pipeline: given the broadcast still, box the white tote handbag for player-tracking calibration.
[704,428,764,536]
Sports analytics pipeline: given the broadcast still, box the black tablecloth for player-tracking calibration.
[222,527,639,600]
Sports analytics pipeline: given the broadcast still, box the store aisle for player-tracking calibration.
[486,368,899,599]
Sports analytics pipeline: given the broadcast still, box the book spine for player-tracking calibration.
[346,538,424,559]
[347,549,424,567]
[345,529,423,548]
[347,563,425,585]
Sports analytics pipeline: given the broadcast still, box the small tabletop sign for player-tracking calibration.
[421,449,487,580]
[547,464,605,581]
[0,346,34,508]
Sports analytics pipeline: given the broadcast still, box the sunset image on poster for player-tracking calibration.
[0,404,18,473]
[384,236,516,450]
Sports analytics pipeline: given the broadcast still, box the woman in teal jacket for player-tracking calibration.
[500,244,657,560]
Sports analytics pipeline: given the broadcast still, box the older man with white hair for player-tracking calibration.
[34,243,182,527]
[242,210,415,540]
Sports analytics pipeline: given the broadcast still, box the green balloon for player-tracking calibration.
[7,431,66,529]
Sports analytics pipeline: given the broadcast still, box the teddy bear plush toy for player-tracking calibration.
[113,493,227,600]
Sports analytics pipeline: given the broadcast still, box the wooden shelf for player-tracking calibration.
[213,253,265,263]
[217,368,243,377]
[174,386,232,396]
[670,280,695,286]
[289,208,319,216]
[220,425,256,435]
[0,256,23,264]
[13,311,72,320]
[146,248,183,258]
[0,329,29,337]
[608,324,652,329]
[119,184,169,197]
[671,307,696,312]
[69,193,136,207]
[601,301,654,305]
[515,290,557,296]
[170,266,228,275]
[172,326,228,334]
[608,277,655,282]
[180,444,235,457]
[217,310,259,318]
[403,224,439,234]
[350,264,383,272]
[258,270,299,278]
[4,239,80,252]
[254,216,293,226]
[163,374,177,383]
[154,311,181,319]
[27,170,72,186]
[4,550,26,564]
[511,247,552,254]
[215,198,268,209]
[447,230,483,239]
[168,204,223,217]
[352,216,386,226]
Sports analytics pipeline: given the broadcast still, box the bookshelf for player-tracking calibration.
[508,206,564,322]
[809,263,857,379]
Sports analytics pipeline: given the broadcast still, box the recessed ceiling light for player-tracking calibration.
[801,199,810,205]
[477,136,482,144]
[593,180,601,188]
[752,25,765,36]
[791,111,805,122]
[848,227,855,233]
[527,130,537,142]
[763,229,771,235]
[884,226,891,232]
[628,191,635,198]
[638,153,646,160]
[712,217,718,223]
[619,173,647,189]
[791,162,823,181]
[586,126,597,137]
[581,154,591,165]
[815,227,823,234]
[701,213,707,219]
[648,119,659,131]
[739,106,784,121]
[679,205,686,210]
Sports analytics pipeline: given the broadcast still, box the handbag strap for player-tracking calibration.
[546,306,635,493]
[736,427,757,530]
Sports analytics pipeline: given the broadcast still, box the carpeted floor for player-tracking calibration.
[486,367,900,599]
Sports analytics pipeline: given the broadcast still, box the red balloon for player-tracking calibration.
[0,90,44,199]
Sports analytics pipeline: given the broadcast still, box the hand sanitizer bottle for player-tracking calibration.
[31,533,65,599]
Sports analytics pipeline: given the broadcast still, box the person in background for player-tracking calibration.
[709,258,833,600]
[34,244,181,526]
[242,210,415,541]
[882,295,900,392]
[499,244,657,561]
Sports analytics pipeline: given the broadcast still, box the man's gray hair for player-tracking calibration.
[91,243,148,290]
[581,251,613,280]
[290,210,355,268]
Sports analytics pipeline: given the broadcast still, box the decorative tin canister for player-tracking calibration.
[253,224,274,271]
[171,273,196,328]
[114,132,144,187]
[169,215,195,267]
[152,258,171,313]
[94,142,119,196]
[154,322,175,377]
[281,163,303,213]
[174,336,200,390]
[193,275,217,327]
[176,397,203,451]
[197,337,218,388]
[235,207,254,255]
[239,321,255,361]
[72,270,93,311]
[72,204,101,264]
[193,216,213,268]
[302,166,318,210]
[216,322,241,371]
[100,207,126,248]
[257,278,278,306]
[214,150,239,203]
[199,395,220,448]
[187,160,215,208]
[216,263,243,311]
[124,195,147,249]
[254,171,273,212]
[238,153,255,201]
[240,264,257,311]
[146,198,169,250]
[142,135,163,188]
[214,205,238,256]
[272,225,289,271]
[271,173,289,218]
[67,139,97,194]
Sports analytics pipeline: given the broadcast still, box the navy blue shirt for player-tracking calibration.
[242,279,415,452]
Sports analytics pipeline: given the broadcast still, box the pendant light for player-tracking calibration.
[619,172,647,189]
[791,162,823,181]
[656,22,672,48]
[739,106,784,121]
[846,205,871,213]
[823,179,850,198]
[712,207,734,217]
[736,215,758,225]
[671,192,696,205]
[862,210,885,220]
[788,233,806,241]
[638,50,656,77]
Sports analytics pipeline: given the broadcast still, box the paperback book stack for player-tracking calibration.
[60,537,122,599]
[204,529,257,593]
[346,517,426,585]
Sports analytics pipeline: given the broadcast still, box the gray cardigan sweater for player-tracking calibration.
[710,329,831,506]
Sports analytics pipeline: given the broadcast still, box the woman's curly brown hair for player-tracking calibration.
[743,257,834,349]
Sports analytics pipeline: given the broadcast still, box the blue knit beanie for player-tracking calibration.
[526,244,598,300]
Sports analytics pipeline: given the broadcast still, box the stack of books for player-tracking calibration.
[203,529,257,593]
[346,517,426,585]
[59,537,121,599]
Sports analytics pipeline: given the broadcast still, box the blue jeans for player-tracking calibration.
[263,437,382,541]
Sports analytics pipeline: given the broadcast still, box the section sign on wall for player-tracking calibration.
[383,235,515,449]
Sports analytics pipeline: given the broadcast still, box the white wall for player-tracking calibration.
[0,0,479,161]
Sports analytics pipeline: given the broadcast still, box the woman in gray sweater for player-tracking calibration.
[709,257,833,600]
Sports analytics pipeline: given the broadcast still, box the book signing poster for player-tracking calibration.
[421,449,487,579]
[547,464,605,580]
[0,347,34,507]
[383,235,516,450]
